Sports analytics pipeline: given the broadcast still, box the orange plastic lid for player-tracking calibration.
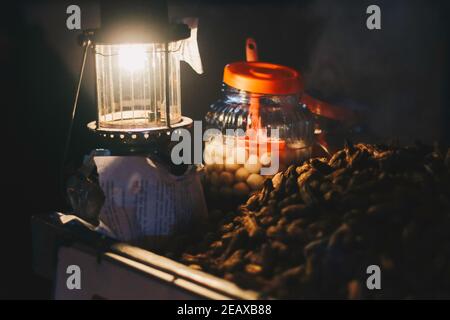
[223,61,303,95]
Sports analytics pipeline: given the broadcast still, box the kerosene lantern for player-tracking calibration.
[70,0,195,157]
[65,0,206,243]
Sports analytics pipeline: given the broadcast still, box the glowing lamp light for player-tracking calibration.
[118,44,147,72]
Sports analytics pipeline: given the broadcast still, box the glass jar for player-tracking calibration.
[203,62,314,204]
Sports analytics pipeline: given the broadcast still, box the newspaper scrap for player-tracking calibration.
[94,156,207,242]
[57,212,115,238]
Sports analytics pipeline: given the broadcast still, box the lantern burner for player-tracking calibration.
[86,116,193,148]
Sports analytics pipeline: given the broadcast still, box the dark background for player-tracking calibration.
[0,0,449,299]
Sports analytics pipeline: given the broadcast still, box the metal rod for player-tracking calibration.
[164,41,171,129]
[93,43,100,127]
[61,40,91,188]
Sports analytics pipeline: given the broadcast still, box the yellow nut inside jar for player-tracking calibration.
[233,182,250,197]
[203,136,310,200]
[219,171,234,186]
[246,173,265,190]
[224,156,240,172]
[235,167,250,182]
[244,155,262,174]
[204,138,273,198]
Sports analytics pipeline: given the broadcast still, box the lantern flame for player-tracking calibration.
[118,44,147,72]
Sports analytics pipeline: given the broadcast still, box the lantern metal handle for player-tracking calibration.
[61,39,91,188]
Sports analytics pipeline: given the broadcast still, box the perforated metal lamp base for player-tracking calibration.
[87,116,193,146]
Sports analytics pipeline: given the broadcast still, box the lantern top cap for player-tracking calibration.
[81,0,190,44]
[83,23,190,45]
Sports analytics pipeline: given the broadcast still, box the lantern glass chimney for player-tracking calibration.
[95,42,181,130]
